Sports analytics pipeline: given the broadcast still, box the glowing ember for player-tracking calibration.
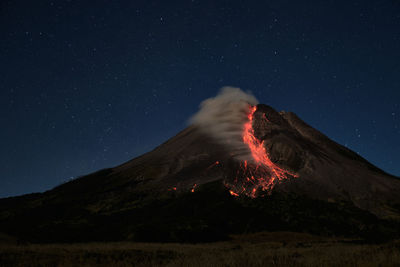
[191,183,197,193]
[207,161,221,170]
[229,190,239,197]
[227,105,297,197]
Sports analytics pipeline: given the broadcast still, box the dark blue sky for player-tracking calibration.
[1,0,399,198]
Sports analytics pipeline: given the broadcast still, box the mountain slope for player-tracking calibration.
[0,103,399,243]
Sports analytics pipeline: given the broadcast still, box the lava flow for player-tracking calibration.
[227,105,298,197]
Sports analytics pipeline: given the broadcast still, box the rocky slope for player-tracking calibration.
[0,104,399,243]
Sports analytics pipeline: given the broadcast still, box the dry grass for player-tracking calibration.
[0,232,399,267]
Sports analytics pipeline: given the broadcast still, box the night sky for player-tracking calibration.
[1,0,399,198]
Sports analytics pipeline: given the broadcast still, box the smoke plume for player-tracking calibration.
[190,87,259,161]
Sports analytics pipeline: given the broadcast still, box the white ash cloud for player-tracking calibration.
[190,86,258,161]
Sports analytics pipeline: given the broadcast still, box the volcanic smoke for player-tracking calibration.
[190,86,258,161]
[191,87,297,197]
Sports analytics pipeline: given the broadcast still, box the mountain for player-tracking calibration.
[1,100,400,243]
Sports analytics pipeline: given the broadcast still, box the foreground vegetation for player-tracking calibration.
[1,232,399,267]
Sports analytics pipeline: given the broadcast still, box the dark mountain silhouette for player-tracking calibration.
[1,104,399,243]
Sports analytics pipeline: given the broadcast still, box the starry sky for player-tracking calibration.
[1,0,399,198]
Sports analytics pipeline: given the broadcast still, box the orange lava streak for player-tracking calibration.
[228,105,297,197]
[243,106,297,179]
[229,190,239,197]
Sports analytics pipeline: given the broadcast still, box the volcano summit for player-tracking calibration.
[1,87,399,243]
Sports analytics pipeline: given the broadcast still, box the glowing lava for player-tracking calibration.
[229,190,239,197]
[227,105,297,197]
[191,183,197,193]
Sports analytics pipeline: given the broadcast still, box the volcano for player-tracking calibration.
[1,88,400,243]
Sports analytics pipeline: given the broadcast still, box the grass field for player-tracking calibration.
[1,232,399,266]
